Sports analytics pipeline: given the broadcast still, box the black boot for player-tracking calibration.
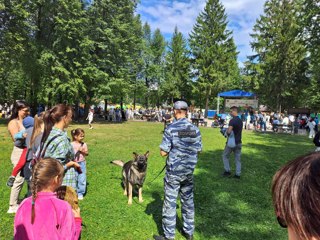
[181,230,193,240]
[153,235,174,240]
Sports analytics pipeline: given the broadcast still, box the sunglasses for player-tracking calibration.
[277,215,287,228]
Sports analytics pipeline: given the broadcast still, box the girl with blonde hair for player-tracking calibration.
[14,158,82,239]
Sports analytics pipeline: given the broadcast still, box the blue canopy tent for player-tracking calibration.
[217,90,256,114]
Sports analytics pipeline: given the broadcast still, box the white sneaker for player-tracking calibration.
[78,195,84,200]
[7,205,19,214]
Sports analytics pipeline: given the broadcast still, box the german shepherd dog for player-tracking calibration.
[111,151,149,205]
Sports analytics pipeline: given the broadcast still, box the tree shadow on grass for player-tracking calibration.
[143,131,312,239]
[145,192,163,235]
[251,131,312,146]
[193,136,311,239]
[145,191,185,237]
[195,152,275,239]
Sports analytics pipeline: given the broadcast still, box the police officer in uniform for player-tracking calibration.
[154,100,202,240]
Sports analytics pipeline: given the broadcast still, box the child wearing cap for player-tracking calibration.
[6,116,34,187]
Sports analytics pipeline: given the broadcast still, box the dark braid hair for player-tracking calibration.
[31,158,64,224]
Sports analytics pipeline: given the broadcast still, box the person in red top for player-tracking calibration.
[14,158,82,240]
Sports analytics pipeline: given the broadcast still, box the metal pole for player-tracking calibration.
[217,96,220,114]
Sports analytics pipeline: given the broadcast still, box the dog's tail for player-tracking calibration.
[110,160,125,167]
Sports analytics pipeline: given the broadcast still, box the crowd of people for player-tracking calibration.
[214,109,319,137]
[4,99,320,240]
[6,101,89,239]
[0,103,14,118]
[99,107,205,125]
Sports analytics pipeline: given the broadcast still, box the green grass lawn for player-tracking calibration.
[0,120,314,239]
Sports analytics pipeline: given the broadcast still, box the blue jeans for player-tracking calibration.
[77,161,87,197]
[260,121,266,131]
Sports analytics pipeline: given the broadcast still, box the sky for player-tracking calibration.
[137,0,267,67]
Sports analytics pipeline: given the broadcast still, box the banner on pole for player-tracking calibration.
[225,99,258,109]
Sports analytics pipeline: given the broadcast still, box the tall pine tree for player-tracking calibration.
[249,0,308,111]
[141,24,166,108]
[163,26,191,103]
[88,0,140,109]
[303,0,320,109]
[189,0,239,116]
[0,0,31,103]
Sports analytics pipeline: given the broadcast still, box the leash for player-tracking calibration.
[146,151,170,185]
[147,163,166,184]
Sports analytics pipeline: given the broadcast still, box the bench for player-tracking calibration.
[273,124,293,133]
[199,119,207,127]
[191,118,207,127]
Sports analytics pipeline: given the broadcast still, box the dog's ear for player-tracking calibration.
[133,152,138,159]
[144,151,150,158]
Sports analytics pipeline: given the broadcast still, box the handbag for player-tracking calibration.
[227,131,236,148]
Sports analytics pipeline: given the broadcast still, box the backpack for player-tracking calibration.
[313,132,320,147]
[31,135,60,166]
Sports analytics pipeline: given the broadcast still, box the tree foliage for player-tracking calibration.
[189,0,240,116]
[246,0,311,111]
[163,26,191,103]
[302,0,320,110]
[141,24,166,108]
[1,0,319,112]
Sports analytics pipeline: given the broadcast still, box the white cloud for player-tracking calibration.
[137,0,266,65]
[138,0,206,35]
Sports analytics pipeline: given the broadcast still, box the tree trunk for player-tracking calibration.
[157,93,160,108]
[145,77,149,108]
[133,89,136,110]
[199,87,202,110]
[204,90,209,118]
[104,99,108,120]
[279,104,282,114]
[84,102,90,120]
[74,101,79,121]
[30,83,38,116]
[104,99,108,112]
[133,78,136,110]
[205,87,210,118]
[84,93,93,118]
[276,93,281,112]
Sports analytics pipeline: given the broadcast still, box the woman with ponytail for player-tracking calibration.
[39,104,80,189]
[14,158,82,240]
